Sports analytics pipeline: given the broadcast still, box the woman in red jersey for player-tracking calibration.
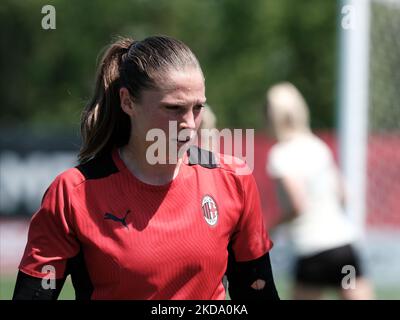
[13,35,279,300]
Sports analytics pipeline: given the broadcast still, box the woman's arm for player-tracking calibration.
[272,176,306,227]
[12,271,66,300]
[226,250,280,300]
[334,168,348,210]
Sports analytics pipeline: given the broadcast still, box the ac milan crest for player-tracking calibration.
[201,195,218,226]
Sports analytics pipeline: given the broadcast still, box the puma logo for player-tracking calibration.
[104,210,131,229]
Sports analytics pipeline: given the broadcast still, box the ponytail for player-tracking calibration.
[78,38,133,163]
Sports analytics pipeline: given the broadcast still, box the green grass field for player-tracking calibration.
[1,273,399,300]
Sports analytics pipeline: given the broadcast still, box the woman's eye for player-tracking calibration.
[166,106,186,113]
[194,104,204,112]
[166,105,180,110]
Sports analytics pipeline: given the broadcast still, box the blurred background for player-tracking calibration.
[0,0,399,299]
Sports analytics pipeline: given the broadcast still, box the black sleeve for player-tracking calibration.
[225,248,280,300]
[12,271,66,300]
[12,249,94,300]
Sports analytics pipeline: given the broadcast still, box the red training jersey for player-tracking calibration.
[19,147,272,299]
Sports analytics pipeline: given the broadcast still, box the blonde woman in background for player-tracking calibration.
[265,82,374,300]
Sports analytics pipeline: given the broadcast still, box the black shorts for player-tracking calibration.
[294,244,364,287]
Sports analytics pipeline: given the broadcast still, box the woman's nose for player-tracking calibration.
[179,110,196,130]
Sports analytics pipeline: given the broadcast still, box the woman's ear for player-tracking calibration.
[119,87,135,116]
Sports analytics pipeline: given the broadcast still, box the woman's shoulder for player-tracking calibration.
[39,167,86,205]
[186,146,253,178]
[53,150,120,189]
[216,153,253,177]
[52,167,86,187]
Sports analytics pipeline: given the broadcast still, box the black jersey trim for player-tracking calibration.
[187,146,219,169]
[76,152,119,180]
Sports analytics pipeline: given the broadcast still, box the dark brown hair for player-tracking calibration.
[78,35,202,163]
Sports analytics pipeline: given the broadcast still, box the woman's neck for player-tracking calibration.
[119,144,183,186]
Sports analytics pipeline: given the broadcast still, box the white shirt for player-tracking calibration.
[267,133,357,256]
